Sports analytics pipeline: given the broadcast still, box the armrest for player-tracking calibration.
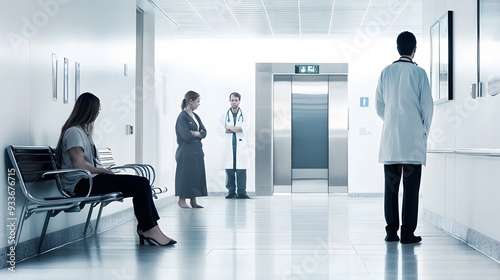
[43,169,94,198]
[121,163,155,185]
[109,165,142,175]
[109,164,155,185]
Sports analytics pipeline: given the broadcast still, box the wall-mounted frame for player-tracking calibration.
[430,10,453,104]
[63,58,69,104]
[75,62,80,100]
[52,53,58,101]
[478,0,500,97]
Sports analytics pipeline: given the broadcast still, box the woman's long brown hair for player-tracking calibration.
[55,92,101,166]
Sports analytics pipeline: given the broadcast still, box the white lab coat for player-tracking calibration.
[375,57,434,165]
[220,107,250,169]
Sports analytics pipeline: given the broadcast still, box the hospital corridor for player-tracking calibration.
[2,0,500,279]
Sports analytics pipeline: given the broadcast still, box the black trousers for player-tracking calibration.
[384,164,422,238]
[225,169,247,195]
[75,174,159,232]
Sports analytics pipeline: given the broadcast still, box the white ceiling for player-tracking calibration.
[151,0,422,38]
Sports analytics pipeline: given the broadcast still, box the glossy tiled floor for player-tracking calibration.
[2,194,500,279]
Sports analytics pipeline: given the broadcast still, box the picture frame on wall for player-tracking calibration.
[63,58,69,104]
[52,53,58,101]
[75,62,80,100]
[479,0,500,97]
[430,10,453,104]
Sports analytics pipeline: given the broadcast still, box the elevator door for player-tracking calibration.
[273,74,348,194]
[292,76,329,192]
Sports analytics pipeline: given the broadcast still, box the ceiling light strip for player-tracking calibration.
[147,0,180,27]
[328,0,336,35]
[261,0,274,36]
[186,0,212,31]
[298,0,302,36]
[224,0,241,29]
[357,0,372,32]
[386,0,410,31]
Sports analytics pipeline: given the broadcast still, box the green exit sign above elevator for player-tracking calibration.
[295,65,319,74]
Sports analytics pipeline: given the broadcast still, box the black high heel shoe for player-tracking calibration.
[142,236,177,246]
[138,234,145,245]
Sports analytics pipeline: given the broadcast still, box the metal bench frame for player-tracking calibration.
[7,145,124,253]
[97,147,168,198]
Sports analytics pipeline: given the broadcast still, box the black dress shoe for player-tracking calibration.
[400,236,422,244]
[385,235,400,242]
[225,193,236,199]
[236,194,250,199]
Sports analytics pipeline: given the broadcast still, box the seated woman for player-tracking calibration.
[54,92,176,246]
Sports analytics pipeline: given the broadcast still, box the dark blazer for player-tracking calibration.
[175,110,207,161]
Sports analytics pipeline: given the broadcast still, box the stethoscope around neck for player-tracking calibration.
[226,108,243,123]
[393,56,417,65]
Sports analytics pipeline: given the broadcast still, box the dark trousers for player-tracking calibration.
[384,164,422,238]
[225,169,247,195]
[75,174,159,232]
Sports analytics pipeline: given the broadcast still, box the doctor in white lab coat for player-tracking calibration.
[375,31,433,244]
[220,92,251,199]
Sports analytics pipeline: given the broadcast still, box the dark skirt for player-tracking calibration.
[175,154,208,198]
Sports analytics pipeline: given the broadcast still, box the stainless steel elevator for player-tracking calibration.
[273,75,348,193]
[255,63,348,195]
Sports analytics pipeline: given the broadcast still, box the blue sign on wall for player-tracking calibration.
[360,97,369,107]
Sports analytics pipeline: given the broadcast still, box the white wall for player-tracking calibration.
[151,9,177,195]
[421,0,500,249]
[1,0,31,248]
[0,0,142,247]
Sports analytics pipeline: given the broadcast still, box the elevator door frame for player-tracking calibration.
[255,63,348,196]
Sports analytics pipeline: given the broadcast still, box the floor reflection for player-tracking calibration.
[2,195,500,280]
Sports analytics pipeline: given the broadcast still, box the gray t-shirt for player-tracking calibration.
[60,125,99,193]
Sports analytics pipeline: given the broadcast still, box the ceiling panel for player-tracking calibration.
[153,0,422,38]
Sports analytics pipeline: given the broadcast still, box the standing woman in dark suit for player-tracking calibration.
[175,90,208,208]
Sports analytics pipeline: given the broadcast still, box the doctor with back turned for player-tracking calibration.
[376,31,433,244]
[220,92,250,199]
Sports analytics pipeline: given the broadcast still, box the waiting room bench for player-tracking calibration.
[7,145,168,253]
[97,147,168,198]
